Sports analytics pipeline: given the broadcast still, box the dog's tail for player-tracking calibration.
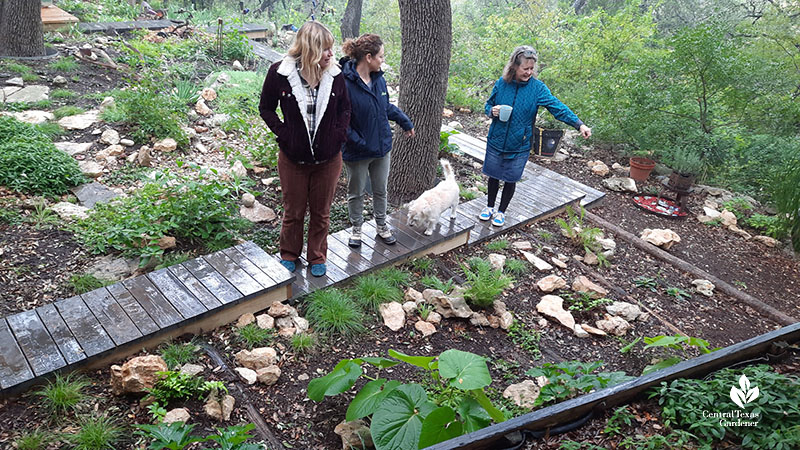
[440,159,455,181]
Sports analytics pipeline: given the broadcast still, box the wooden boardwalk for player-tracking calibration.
[0,125,604,396]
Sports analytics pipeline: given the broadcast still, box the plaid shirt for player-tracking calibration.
[297,67,319,142]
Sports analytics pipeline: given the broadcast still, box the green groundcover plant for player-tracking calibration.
[308,349,505,449]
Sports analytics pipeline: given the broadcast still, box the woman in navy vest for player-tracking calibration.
[339,34,414,248]
[481,45,591,226]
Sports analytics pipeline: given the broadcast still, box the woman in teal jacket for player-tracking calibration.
[480,45,592,226]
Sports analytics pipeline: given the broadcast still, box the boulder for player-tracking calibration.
[488,253,506,271]
[334,419,373,450]
[537,275,567,293]
[536,295,575,330]
[379,302,406,331]
[204,393,235,421]
[571,276,609,299]
[595,314,632,336]
[110,355,168,395]
[692,279,715,297]
[640,228,681,250]
[70,181,118,208]
[235,367,257,385]
[503,380,540,408]
[415,320,437,337]
[234,347,277,370]
[163,408,190,424]
[605,301,643,321]
[256,365,281,385]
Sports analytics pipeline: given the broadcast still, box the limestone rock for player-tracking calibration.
[6,85,49,103]
[573,324,590,338]
[120,138,134,147]
[99,96,116,111]
[236,313,256,328]
[55,142,92,156]
[293,316,309,333]
[415,320,437,337]
[580,323,607,336]
[379,302,405,331]
[100,129,120,145]
[206,113,230,127]
[692,279,715,297]
[204,393,235,421]
[602,177,637,193]
[488,253,506,271]
[493,300,508,315]
[3,110,54,124]
[402,301,417,315]
[234,347,277,370]
[405,287,424,305]
[256,365,281,385]
[275,316,294,330]
[235,367,257,385]
[153,138,177,152]
[156,236,176,250]
[87,255,133,281]
[753,235,779,247]
[512,241,533,251]
[584,251,599,266]
[499,311,514,330]
[702,207,721,218]
[640,228,681,250]
[426,311,442,325]
[521,251,553,271]
[231,160,248,178]
[571,276,609,299]
[242,193,256,208]
[334,419,373,450]
[425,289,474,319]
[503,380,540,408]
[195,98,213,116]
[595,314,632,336]
[6,77,24,87]
[537,275,567,293]
[78,160,104,178]
[163,408,190,424]
[719,210,738,227]
[605,301,643,321]
[588,160,609,176]
[51,202,89,220]
[268,302,296,318]
[137,146,152,167]
[536,295,575,330]
[256,313,275,329]
[180,363,204,377]
[278,327,296,338]
[110,355,168,395]
[470,312,490,327]
[201,87,217,101]
[728,225,752,240]
[58,110,99,130]
[240,201,276,223]
[550,257,567,269]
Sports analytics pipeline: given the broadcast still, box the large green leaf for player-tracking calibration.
[346,379,402,421]
[438,349,492,390]
[642,357,682,375]
[371,384,436,450]
[388,349,436,370]
[362,356,401,369]
[456,397,492,433]
[418,406,464,448]
[307,360,362,402]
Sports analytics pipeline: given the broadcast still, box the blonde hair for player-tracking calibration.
[502,45,538,83]
[288,21,335,87]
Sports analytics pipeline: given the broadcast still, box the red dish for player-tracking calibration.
[632,195,688,218]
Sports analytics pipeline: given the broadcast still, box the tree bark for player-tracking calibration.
[340,0,362,40]
[388,0,452,204]
[0,0,45,57]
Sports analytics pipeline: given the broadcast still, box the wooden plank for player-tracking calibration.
[221,247,277,288]
[106,283,160,335]
[121,277,183,328]
[236,241,294,284]
[203,251,263,297]
[181,258,243,304]
[166,264,223,311]
[329,232,390,269]
[6,310,65,377]
[325,233,374,274]
[55,296,114,357]
[37,304,85,365]
[361,221,415,256]
[0,318,34,389]
[148,269,208,319]
[81,288,142,346]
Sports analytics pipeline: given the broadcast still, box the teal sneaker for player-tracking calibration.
[280,259,297,272]
[479,207,495,221]
[491,211,506,227]
[310,263,326,277]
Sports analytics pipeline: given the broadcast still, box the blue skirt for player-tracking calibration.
[482,145,529,183]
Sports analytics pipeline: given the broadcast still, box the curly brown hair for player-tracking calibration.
[341,33,383,63]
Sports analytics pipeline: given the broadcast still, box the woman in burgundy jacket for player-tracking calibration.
[258,21,351,277]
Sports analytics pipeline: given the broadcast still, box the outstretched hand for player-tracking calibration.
[579,124,592,139]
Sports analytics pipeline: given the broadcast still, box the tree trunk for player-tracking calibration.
[388,0,452,204]
[0,0,45,57]
[340,0,362,40]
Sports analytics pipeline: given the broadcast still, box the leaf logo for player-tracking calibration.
[730,374,759,408]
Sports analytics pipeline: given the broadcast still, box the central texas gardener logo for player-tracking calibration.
[730,374,759,408]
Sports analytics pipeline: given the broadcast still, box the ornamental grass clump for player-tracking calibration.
[351,274,403,312]
[0,116,84,196]
[462,257,511,308]
[304,288,366,337]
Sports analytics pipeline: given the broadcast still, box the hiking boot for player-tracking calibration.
[491,211,506,227]
[479,207,495,221]
[376,224,396,245]
[348,226,362,248]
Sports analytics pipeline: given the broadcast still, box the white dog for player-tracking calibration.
[407,159,460,235]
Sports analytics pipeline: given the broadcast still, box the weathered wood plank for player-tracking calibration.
[221,247,276,288]
[148,268,208,320]
[166,264,223,311]
[360,221,415,256]
[121,277,183,328]
[37,303,85,365]
[55,296,114,357]
[0,318,34,389]
[106,283,160,335]
[236,241,294,284]
[6,310,65,376]
[203,251,263,297]
[325,233,373,274]
[181,258,243,304]
[81,288,142,346]
[329,232,390,269]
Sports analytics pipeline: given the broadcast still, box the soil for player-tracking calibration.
[2,29,799,450]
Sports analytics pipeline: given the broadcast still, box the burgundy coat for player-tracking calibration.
[259,57,351,164]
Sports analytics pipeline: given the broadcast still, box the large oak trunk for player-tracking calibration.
[388,0,452,204]
[0,0,45,57]
[340,0,362,40]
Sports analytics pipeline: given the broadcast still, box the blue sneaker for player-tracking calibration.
[310,263,326,277]
[279,259,296,272]
[491,211,506,227]
[479,207,495,221]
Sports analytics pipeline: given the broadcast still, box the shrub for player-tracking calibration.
[67,414,124,450]
[304,288,366,337]
[114,77,188,145]
[462,257,512,308]
[237,323,275,350]
[172,79,199,105]
[14,429,52,450]
[75,166,249,264]
[34,372,90,416]
[291,332,317,355]
[158,341,199,370]
[408,257,435,273]
[0,117,84,195]
[351,274,403,312]
[69,273,114,295]
[745,214,783,239]
[146,371,225,405]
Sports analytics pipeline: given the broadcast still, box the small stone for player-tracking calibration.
[488,253,506,271]
[379,302,406,331]
[79,161,104,178]
[237,313,256,328]
[595,314,632,336]
[605,301,643,321]
[551,257,567,269]
[588,161,609,176]
[426,311,442,324]
[640,228,681,250]
[278,327,296,338]
[242,193,256,208]
[180,363,204,377]
[234,347,277,370]
[573,324,590,338]
[196,98,213,116]
[51,202,89,220]
[201,88,217,101]
[402,301,417,315]
[571,276,609,299]
[256,314,275,329]
[719,210,738,227]
[512,241,532,250]
[404,287,424,305]
[6,77,24,87]
[275,317,294,330]
[100,128,120,145]
[470,312,490,327]
[240,202,277,223]
[231,160,248,178]
[156,236,176,250]
[163,408,190,424]
[753,235,779,247]
[499,311,514,330]
[261,176,277,186]
[580,324,607,336]
[442,108,454,118]
[503,380,540,408]
[137,146,152,167]
[297,373,309,381]
[204,394,235,421]
[153,138,178,152]
[536,295,575,330]
[235,367,257,384]
[110,355,168,395]
[537,275,567,293]
[521,251,553,271]
[415,320,437,337]
[292,316,309,333]
[256,365,281,385]
[602,177,637,193]
[119,138,134,147]
[334,420,373,450]
[99,96,116,111]
[692,279,715,297]
[59,110,99,130]
[232,60,244,71]
[268,302,296,318]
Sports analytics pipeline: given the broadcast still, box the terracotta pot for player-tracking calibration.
[629,157,656,183]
